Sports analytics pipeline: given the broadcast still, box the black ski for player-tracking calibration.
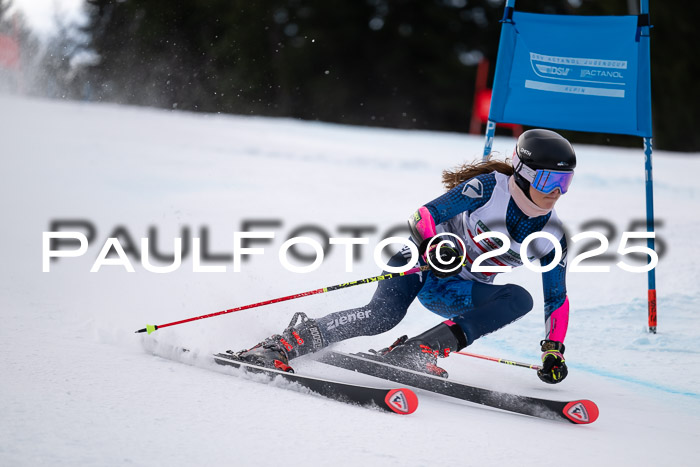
[212,353,418,415]
[318,351,598,424]
[142,340,418,415]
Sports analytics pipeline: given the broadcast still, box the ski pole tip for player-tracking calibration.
[135,324,158,334]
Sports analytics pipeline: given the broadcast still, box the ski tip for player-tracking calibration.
[563,400,599,424]
[385,388,419,415]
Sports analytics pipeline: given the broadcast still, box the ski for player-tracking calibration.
[318,351,598,424]
[142,340,418,415]
[212,353,417,415]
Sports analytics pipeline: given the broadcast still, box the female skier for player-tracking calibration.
[229,128,576,384]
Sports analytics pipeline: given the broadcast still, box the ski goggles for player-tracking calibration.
[512,153,574,194]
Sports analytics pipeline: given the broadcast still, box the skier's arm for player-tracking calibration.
[537,236,569,384]
[408,173,496,246]
[540,235,569,342]
[408,205,462,278]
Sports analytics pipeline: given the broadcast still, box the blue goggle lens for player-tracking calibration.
[532,170,574,194]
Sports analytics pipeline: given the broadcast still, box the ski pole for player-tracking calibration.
[135,265,430,334]
[454,350,542,371]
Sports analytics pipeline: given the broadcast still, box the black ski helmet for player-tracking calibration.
[512,129,576,197]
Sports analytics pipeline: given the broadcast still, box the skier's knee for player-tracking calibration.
[504,284,533,318]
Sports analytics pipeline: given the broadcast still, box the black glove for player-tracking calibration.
[419,237,463,279]
[537,340,568,384]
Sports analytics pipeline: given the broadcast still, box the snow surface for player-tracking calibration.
[1,94,699,466]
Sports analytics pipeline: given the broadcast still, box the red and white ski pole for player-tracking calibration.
[135,265,430,334]
[454,350,542,371]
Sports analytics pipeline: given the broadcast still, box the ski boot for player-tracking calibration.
[225,312,326,373]
[368,321,468,378]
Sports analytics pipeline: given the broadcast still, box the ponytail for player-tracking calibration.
[442,159,514,191]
